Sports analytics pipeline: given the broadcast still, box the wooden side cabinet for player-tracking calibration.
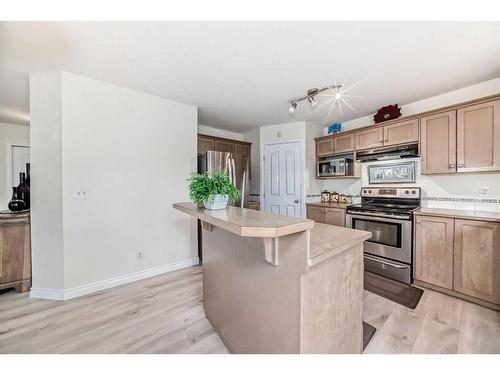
[454,219,500,305]
[0,212,31,293]
[414,215,454,289]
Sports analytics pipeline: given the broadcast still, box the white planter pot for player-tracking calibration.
[203,194,229,210]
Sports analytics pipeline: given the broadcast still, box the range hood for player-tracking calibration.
[356,143,420,162]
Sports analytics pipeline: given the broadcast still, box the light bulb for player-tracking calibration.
[308,96,318,107]
[334,91,342,100]
[289,102,297,114]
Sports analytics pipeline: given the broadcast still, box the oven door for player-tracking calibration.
[346,213,412,264]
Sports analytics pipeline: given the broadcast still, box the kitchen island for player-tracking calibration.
[173,202,371,353]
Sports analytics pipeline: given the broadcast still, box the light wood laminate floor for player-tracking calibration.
[0,266,499,354]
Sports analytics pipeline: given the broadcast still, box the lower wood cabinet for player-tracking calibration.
[414,213,500,308]
[415,215,454,289]
[453,219,500,305]
[0,212,31,293]
[306,205,345,227]
[248,202,260,210]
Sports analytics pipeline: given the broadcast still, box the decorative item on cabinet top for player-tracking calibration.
[373,104,402,123]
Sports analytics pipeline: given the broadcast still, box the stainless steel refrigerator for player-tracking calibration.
[197,150,250,262]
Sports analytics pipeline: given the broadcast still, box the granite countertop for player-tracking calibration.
[308,222,371,266]
[306,201,350,209]
[415,208,500,223]
[173,202,314,238]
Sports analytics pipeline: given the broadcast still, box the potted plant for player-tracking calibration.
[188,171,241,210]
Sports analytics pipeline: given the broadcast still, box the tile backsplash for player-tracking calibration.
[319,158,500,213]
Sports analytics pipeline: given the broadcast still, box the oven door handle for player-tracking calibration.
[346,213,410,223]
[364,255,409,269]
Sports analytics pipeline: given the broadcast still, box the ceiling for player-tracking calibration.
[1,22,499,132]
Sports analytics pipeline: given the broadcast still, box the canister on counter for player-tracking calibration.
[321,190,330,203]
[339,194,346,204]
[345,195,353,204]
[330,191,339,203]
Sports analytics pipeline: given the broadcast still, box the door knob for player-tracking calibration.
[294,199,299,203]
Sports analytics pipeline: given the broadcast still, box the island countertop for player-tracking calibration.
[173,202,314,238]
[309,222,371,266]
[174,202,371,353]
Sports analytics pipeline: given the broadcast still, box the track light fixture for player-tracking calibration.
[288,84,342,114]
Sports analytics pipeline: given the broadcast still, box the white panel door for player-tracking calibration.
[263,142,301,217]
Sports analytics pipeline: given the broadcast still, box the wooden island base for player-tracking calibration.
[174,203,371,353]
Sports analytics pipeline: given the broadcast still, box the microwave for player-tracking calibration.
[317,155,354,177]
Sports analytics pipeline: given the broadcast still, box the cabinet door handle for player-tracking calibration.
[458,163,464,168]
[416,220,421,223]
[449,164,455,168]
[379,140,383,143]
[384,138,389,142]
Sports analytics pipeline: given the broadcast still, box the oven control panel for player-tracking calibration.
[361,187,421,199]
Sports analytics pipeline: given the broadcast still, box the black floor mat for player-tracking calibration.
[364,271,423,309]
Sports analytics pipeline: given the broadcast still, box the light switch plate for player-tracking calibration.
[74,188,89,199]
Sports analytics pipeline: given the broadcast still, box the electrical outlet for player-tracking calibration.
[136,251,144,260]
[480,186,489,196]
[73,188,89,199]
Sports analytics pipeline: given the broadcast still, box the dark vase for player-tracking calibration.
[17,172,30,209]
[8,187,26,212]
[25,163,30,188]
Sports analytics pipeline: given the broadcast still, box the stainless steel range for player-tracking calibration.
[346,187,421,284]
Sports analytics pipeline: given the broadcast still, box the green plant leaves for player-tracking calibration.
[187,171,241,204]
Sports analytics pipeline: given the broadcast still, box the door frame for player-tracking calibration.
[260,139,305,218]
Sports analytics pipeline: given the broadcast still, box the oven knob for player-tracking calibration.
[363,190,367,194]
[368,190,372,194]
[404,190,409,194]
[411,190,416,194]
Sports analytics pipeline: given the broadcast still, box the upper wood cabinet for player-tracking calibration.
[214,139,235,153]
[454,219,500,305]
[414,215,454,289]
[316,138,334,156]
[356,127,384,150]
[333,133,355,154]
[457,99,500,173]
[234,143,250,157]
[383,119,419,146]
[198,136,215,155]
[420,110,457,175]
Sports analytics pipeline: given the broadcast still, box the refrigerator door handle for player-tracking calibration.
[240,168,246,208]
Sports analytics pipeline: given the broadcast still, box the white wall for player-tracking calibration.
[325,77,500,133]
[198,124,244,141]
[242,127,260,195]
[30,71,198,297]
[30,71,65,291]
[0,121,30,209]
[316,77,500,212]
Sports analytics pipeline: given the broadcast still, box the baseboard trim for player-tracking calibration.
[30,257,199,301]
